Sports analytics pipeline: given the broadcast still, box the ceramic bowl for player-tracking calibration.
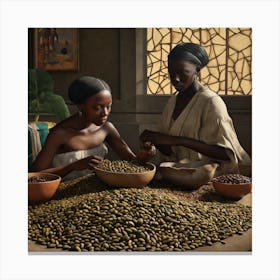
[28,172,61,203]
[93,162,156,188]
[212,180,252,199]
[159,161,219,189]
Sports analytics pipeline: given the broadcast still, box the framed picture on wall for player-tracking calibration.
[34,28,79,71]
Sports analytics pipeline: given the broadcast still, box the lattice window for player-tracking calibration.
[147,28,252,95]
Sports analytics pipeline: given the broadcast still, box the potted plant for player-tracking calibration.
[28,68,70,122]
[28,68,70,169]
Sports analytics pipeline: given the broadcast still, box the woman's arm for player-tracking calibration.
[140,130,230,161]
[104,123,156,163]
[104,122,137,161]
[30,129,64,172]
[153,144,173,156]
[32,163,77,178]
[30,129,102,177]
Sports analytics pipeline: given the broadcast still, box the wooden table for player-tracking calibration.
[28,175,252,253]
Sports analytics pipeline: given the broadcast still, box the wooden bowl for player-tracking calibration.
[28,172,61,203]
[159,161,219,189]
[212,181,252,199]
[93,162,156,188]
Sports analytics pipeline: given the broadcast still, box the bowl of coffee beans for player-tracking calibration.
[212,173,252,199]
[92,160,156,188]
[28,172,61,203]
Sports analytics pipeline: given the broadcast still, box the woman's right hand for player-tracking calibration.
[139,130,173,156]
[72,155,103,171]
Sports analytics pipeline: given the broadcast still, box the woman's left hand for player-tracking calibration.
[136,142,156,163]
[73,155,103,171]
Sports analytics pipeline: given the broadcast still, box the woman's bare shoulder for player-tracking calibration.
[50,115,79,131]
[101,121,121,138]
[103,121,115,129]
[51,115,77,129]
[102,121,119,132]
[49,117,77,139]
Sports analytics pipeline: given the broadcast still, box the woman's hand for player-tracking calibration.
[72,155,103,171]
[136,142,156,163]
[139,130,175,156]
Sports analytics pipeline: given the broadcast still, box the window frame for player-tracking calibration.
[134,28,251,115]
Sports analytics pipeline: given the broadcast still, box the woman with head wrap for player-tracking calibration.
[31,76,155,180]
[140,42,251,176]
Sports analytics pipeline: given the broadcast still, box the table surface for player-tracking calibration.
[28,175,252,253]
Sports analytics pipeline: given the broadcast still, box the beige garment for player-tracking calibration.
[157,82,251,175]
[28,122,56,162]
[52,144,108,181]
[28,122,42,161]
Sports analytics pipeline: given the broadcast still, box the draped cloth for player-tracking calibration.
[28,122,42,162]
[52,144,108,181]
[28,122,56,169]
[156,82,251,176]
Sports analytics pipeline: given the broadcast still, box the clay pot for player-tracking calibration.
[212,181,252,199]
[28,172,61,203]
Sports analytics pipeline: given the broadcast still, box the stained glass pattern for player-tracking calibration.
[147,28,252,95]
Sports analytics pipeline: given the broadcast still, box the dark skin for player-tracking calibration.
[31,90,154,178]
[140,60,230,161]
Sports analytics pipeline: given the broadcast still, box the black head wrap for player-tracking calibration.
[68,76,111,104]
[168,43,209,71]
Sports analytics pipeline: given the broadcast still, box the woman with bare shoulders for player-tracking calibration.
[31,76,154,180]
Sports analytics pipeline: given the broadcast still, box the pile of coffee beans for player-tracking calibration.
[28,176,51,183]
[28,176,252,252]
[212,174,251,184]
[96,159,150,173]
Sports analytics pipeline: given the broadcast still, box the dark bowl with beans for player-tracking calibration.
[212,173,252,199]
[28,172,61,204]
[92,160,156,188]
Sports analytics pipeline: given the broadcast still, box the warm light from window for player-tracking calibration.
[147,28,252,95]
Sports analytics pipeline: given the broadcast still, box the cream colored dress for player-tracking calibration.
[156,82,251,176]
[52,144,108,181]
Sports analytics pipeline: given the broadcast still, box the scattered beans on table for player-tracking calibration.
[28,175,252,252]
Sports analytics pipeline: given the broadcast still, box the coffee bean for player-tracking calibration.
[28,176,51,183]
[212,174,251,184]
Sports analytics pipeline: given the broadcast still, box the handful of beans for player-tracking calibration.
[212,174,251,184]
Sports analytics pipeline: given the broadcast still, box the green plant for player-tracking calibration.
[28,68,70,122]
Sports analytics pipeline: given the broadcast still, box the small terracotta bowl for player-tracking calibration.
[212,181,252,199]
[28,172,61,203]
[93,162,156,188]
